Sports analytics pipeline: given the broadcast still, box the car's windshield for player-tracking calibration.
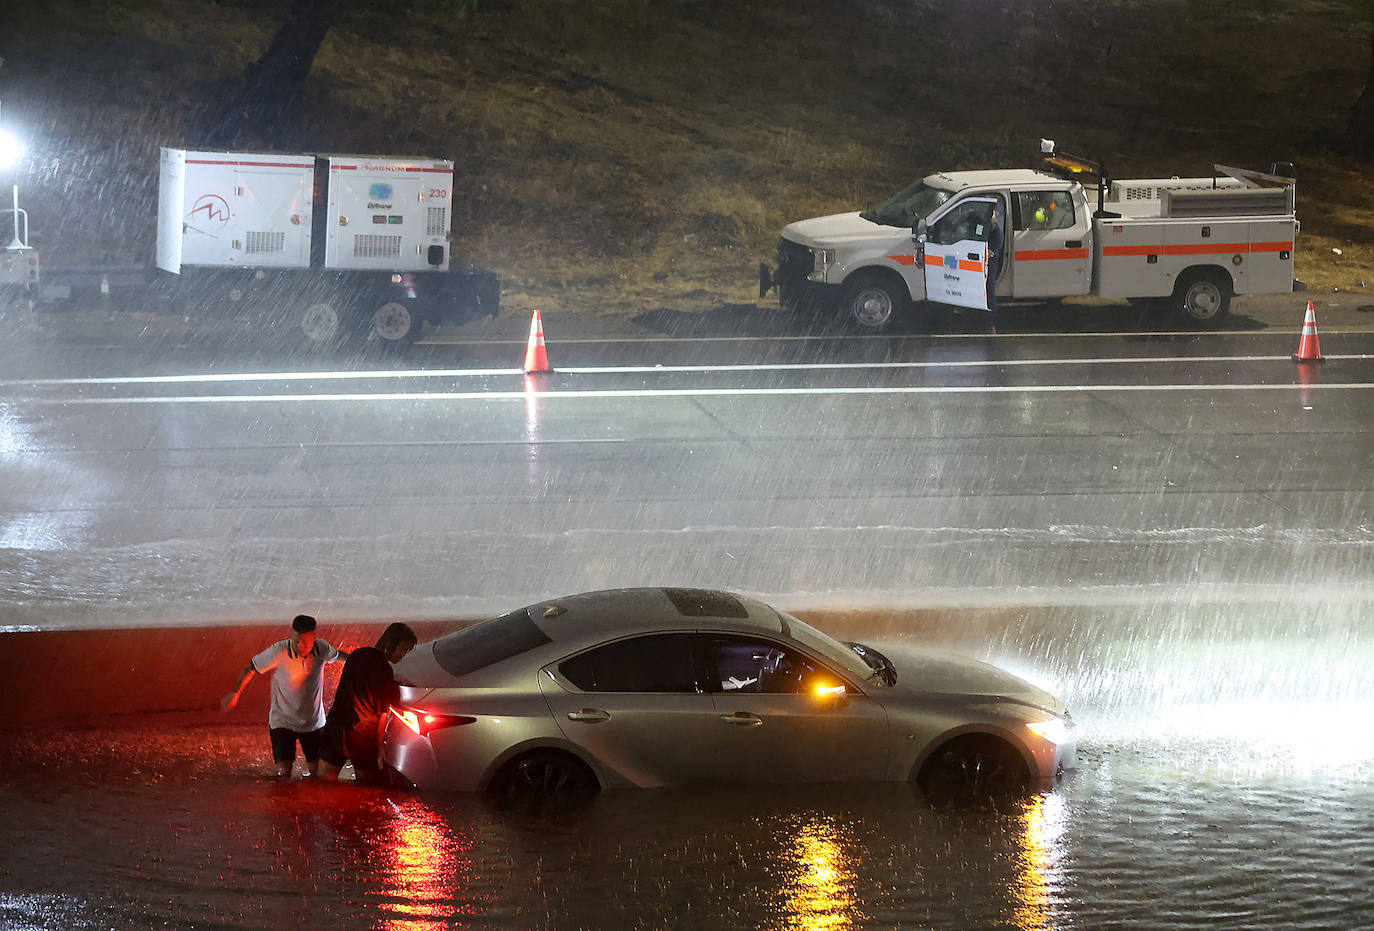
[776,611,890,685]
[861,179,955,228]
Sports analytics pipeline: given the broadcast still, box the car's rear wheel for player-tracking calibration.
[489,749,599,812]
[915,734,1031,805]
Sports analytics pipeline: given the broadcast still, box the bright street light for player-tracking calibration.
[0,98,30,251]
[0,128,23,170]
[0,98,21,169]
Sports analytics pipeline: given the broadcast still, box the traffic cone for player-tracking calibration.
[524,309,552,374]
[1291,301,1323,363]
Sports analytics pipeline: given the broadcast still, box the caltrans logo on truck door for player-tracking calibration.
[188,194,232,229]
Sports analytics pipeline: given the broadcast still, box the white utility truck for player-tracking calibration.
[4,148,498,348]
[759,140,1298,329]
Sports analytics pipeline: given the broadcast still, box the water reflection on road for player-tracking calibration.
[2,723,1369,929]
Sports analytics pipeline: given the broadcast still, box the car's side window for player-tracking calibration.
[704,635,837,695]
[558,633,702,693]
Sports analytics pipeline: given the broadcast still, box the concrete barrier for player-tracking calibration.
[0,620,468,729]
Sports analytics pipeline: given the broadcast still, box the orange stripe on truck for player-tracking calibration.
[1016,248,1089,261]
[1102,245,1160,257]
[924,255,945,268]
[1104,242,1293,259]
[887,255,917,266]
[1165,243,1251,256]
[958,260,985,272]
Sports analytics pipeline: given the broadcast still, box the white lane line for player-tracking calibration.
[420,327,1374,345]
[27,383,1374,405]
[4,354,1372,388]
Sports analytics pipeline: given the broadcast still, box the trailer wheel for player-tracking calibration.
[300,301,341,343]
[371,302,422,345]
[1173,271,1231,325]
[840,272,912,330]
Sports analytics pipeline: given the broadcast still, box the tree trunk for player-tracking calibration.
[190,0,340,149]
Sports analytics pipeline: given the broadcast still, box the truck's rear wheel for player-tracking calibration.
[300,301,341,343]
[840,273,912,330]
[1173,271,1231,325]
[371,301,422,347]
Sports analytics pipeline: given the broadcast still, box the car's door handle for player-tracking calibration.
[720,712,763,727]
[967,252,980,260]
[1066,240,1082,248]
[567,709,611,723]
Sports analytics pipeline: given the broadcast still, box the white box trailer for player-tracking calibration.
[761,142,1298,330]
[147,148,495,346]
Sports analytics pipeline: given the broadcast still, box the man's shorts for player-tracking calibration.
[319,723,383,781]
[269,727,324,764]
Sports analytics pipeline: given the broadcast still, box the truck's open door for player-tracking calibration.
[919,196,997,310]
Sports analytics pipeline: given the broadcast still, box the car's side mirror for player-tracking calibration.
[913,219,928,245]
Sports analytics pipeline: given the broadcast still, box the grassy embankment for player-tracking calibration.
[5,0,1372,315]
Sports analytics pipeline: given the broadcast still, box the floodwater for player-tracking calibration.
[1,726,1370,930]
[2,601,1372,931]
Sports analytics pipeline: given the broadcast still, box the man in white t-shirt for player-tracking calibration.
[222,614,350,778]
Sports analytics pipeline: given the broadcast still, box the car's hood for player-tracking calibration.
[869,643,1067,717]
[781,212,905,248]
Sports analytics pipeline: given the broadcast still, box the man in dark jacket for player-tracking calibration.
[985,200,1005,334]
[318,622,418,784]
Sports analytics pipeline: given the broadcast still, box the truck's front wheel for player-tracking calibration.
[1173,271,1231,325]
[840,273,913,330]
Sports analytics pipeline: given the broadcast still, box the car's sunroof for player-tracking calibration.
[663,588,749,619]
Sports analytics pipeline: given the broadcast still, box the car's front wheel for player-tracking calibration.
[489,749,599,812]
[915,734,1031,805]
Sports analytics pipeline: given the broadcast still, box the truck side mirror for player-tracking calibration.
[913,219,928,245]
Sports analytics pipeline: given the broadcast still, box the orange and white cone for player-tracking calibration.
[1291,300,1323,363]
[524,309,552,374]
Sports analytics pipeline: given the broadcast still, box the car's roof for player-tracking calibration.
[527,587,785,641]
[396,588,790,690]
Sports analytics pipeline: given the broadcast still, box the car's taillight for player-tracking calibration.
[390,705,476,737]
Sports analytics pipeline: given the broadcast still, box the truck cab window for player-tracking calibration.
[928,200,996,246]
[1016,191,1075,231]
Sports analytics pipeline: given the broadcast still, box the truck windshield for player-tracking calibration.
[861,180,955,228]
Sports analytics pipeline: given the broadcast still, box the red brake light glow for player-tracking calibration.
[390,706,476,737]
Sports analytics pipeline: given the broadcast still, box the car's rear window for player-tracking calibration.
[558,633,701,693]
[431,608,552,678]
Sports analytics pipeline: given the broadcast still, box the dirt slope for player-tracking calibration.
[3,0,1371,315]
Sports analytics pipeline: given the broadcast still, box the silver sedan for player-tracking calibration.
[382,588,1077,805]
